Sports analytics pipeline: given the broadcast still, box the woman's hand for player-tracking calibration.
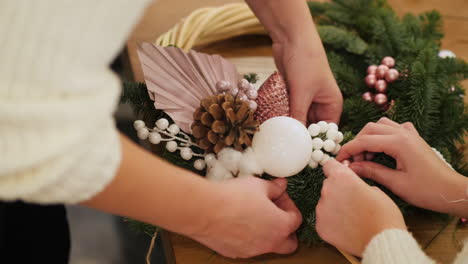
[316,159,406,257]
[337,117,468,217]
[246,0,343,125]
[190,177,302,259]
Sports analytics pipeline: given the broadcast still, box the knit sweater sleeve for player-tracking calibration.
[363,229,436,264]
[0,0,150,204]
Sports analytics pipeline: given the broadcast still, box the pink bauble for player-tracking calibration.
[238,92,248,101]
[238,79,251,91]
[376,65,389,79]
[385,69,399,82]
[248,100,258,111]
[381,56,396,68]
[375,80,388,93]
[216,80,231,92]
[246,88,258,100]
[374,93,388,105]
[341,159,351,167]
[230,87,239,96]
[365,74,377,87]
[362,92,374,102]
[367,65,378,75]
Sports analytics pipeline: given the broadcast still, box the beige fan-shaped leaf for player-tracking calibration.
[137,43,241,132]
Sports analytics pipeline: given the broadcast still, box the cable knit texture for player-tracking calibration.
[0,0,151,203]
[363,229,468,264]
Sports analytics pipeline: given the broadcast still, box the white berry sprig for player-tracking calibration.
[133,119,207,171]
[307,121,344,169]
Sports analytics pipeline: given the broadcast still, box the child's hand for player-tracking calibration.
[337,117,468,217]
[316,159,406,257]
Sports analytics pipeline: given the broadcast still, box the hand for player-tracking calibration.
[273,39,343,124]
[316,159,406,257]
[189,177,302,259]
[337,117,468,217]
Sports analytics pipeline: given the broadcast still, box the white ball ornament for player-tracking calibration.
[156,118,169,130]
[308,160,319,169]
[308,124,321,137]
[133,120,145,130]
[332,144,341,155]
[323,139,336,153]
[194,159,206,171]
[311,150,324,162]
[204,153,217,167]
[328,123,339,131]
[438,50,456,59]
[317,121,329,133]
[319,154,330,166]
[167,124,180,135]
[137,128,149,140]
[252,116,312,177]
[148,132,162,144]
[166,141,178,152]
[326,129,338,141]
[180,147,193,160]
[335,131,344,144]
[312,138,324,150]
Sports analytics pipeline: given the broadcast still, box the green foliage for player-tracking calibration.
[122,0,468,245]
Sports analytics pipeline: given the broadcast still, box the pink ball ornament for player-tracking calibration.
[246,88,258,100]
[238,79,251,91]
[367,65,378,75]
[385,69,400,83]
[362,92,374,102]
[376,65,389,79]
[381,56,396,68]
[230,87,239,96]
[375,80,388,93]
[238,92,248,101]
[216,80,231,92]
[365,74,377,87]
[374,93,388,106]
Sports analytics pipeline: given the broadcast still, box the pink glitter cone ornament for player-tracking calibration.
[254,72,290,124]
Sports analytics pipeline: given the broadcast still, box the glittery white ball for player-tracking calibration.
[137,128,149,140]
[204,153,217,167]
[156,118,169,130]
[180,148,193,160]
[246,89,258,100]
[332,144,341,155]
[148,132,162,144]
[438,50,456,59]
[166,141,178,152]
[323,139,336,152]
[308,124,321,137]
[328,123,339,131]
[167,124,180,135]
[312,138,324,150]
[319,154,330,166]
[326,129,338,141]
[238,93,248,101]
[194,159,206,171]
[238,79,251,91]
[248,100,258,111]
[317,121,329,133]
[311,150,324,162]
[133,120,145,130]
[309,160,319,169]
[335,131,344,144]
[252,116,313,177]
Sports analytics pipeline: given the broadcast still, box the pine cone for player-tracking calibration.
[191,93,259,153]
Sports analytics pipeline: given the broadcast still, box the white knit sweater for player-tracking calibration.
[1,1,467,262]
[0,0,150,203]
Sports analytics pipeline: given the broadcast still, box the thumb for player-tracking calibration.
[350,161,399,188]
[266,178,288,200]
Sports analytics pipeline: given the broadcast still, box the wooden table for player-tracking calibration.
[126,1,468,263]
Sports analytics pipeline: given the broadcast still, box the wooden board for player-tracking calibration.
[125,0,468,263]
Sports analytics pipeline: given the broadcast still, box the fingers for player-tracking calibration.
[275,192,303,234]
[350,161,400,188]
[309,101,342,124]
[265,178,288,200]
[289,90,310,125]
[376,117,400,127]
[322,159,350,178]
[336,134,400,161]
[273,234,298,255]
[356,121,399,137]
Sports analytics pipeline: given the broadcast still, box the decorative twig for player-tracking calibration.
[337,248,361,264]
[146,231,159,264]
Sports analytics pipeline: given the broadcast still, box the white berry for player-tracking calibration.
[308,124,321,137]
[317,121,328,133]
[246,89,258,100]
[194,159,206,170]
[326,129,338,141]
[332,144,341,155]
[148,132,162,144]
[156,118,169,130]
[166,141,178,152]
[312,138,324,150]
[167,124,180,135]
[308,159,318,169]
[335,131,344,144]
[311,150,324,162]
[248,100,258,111]
[323,139,336,152]
[180,147,193,160]
[133,120,145,130]
[137,128,149,140]
[204,153,217,167]
[328,123,339,131]
[319,154,330,166]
